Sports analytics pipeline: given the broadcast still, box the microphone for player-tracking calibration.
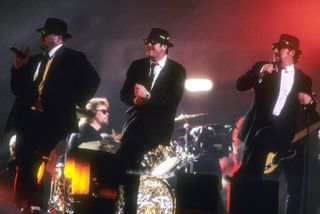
[259,61,279,83]
[271,61,280,73]
[9,45,27,59]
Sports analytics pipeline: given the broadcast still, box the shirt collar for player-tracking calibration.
[150,55,167,68]
[46,44,63,58]
[284,64,294,73]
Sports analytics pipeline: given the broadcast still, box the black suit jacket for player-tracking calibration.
[236,61,315,145]
[119,57,186,157]
[5,46,100,135]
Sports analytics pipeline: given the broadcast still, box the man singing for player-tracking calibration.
[235,34,315,180]
[5,18,100,213]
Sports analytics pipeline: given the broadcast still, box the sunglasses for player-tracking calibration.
[96,109,109,114]
[38,31,58,38]
[38,30,50,37]
[143,40,158,45]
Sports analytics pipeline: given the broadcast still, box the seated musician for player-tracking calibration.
[68,97,122,152]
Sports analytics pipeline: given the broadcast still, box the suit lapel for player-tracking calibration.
[143,60,152,90]
[151,59,170,91]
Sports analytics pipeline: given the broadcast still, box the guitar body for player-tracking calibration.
[264,120,320,174]
[264,152,277,174]
[264,151,297,174]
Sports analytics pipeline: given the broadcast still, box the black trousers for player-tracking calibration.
[14,110,67,208]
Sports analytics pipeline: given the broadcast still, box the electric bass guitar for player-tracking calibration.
[264,120,320,174]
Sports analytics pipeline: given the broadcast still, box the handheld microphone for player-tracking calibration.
[271,60,280,72]
[9,45,27,59]
[259,61,280,83]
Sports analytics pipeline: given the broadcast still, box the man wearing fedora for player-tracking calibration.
[117,28,186,213]
[5,18,100,213]
[234,34,316,213]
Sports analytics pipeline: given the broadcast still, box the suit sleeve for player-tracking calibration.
[73,52,100,108]
[10,66,30,95]
[147,63,186,110]
[10,56,39,95]
[236,62,265,91]
[120,61,139,106]
[301,74,316,111]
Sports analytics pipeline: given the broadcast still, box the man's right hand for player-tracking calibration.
[12,45,30,69]
[262,63,276,74]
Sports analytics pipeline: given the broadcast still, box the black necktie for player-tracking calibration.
[148,63,157,88]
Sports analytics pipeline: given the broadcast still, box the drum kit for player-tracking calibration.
[141,112,233,177]
[49,111,233,214]
[135,112,233,213]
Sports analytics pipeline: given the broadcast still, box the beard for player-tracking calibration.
[40,39,56,52]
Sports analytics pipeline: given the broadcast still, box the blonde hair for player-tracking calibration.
[85,97,109,112]
[80,97,109,125]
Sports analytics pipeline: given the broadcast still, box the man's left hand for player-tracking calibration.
[298,92,313,105]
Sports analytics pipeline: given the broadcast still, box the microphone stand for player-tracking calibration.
[301,94,319,214]
[183,121,191,173]
[182,120,197,174]
[301,111,311,214]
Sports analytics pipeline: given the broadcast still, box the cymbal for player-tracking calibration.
[174,113,208,122]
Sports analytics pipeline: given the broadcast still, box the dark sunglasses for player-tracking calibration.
[143,40,158,45]
[96,109,109,114]
[38,30,49,38]
[272,45,284,51]
[38,31,57,38]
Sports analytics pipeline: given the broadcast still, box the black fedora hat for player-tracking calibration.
[36,18,72,39]
[143,28,173,47]
[272,34,302,55]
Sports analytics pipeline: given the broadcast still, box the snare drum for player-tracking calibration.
[151,156,181,177]
[141,145,182,178]
[137,176,175,214]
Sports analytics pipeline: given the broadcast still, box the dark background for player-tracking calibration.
[0,0,319,213]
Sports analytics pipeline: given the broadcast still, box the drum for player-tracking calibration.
[189,124,232,157]
[141,144,183,178]
[137,176,175,214]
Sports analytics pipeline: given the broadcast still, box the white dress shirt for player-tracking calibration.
[272,64,295,116]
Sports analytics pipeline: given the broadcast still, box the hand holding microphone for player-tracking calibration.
[9,46,28,58]
[259,61,279,83]
[10,45,30,69]
[262,61,279,74]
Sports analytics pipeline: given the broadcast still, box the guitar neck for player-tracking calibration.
[292,120,320,144]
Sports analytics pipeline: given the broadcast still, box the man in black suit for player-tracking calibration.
[235,34,315,181]
[5,18,100,213]
[118,28,186,213]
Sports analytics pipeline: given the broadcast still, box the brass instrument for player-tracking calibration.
[48,163,74,214]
